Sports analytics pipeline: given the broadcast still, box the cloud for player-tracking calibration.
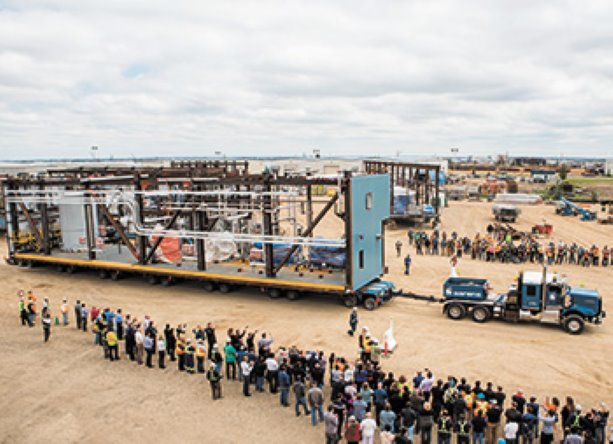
[0,0,611,159]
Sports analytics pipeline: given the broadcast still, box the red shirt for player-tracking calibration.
[90,307,100,320]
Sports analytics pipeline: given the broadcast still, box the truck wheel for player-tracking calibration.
[471,306,491,323]
[146,275,159,285]
[203,281,216,292]
[286,290,300,301]
[98,269,109,279]
[268,288,282,298]
[447,303,466,320]
[363,297,377,311]
[343,294,358,308]
[564,316,585,335]
[161,276,174,287]
[219,283,233,294]
[110,270,122,281]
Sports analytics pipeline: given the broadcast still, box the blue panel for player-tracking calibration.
[350,174,390,290]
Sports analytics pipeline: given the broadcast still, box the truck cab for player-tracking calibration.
[515,271,604,334]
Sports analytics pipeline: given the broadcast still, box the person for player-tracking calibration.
[353,393,368,422]
[157,335,166,369]
[74,299,82,329]
[279,366,291,407]
[265,353,279,393]
[324,405,339,444]
[294,378,309,417]
[60,299,69,326]
[396,240,403,257]
[361,412,378,444]
[42,309,51,342]
[471,409,487,444]
[564,428,584,444]
[80,303,88,332]
[455,414,472,444]
[240,356,253,396]
[135,326,144,365]
[419,403,434,444]
[538,408,557,444]
[144,333,154,368]
[176,336,186,371]
[195,340,206,374]
[348,308,358,336]
[106,328,119,361]
[224,341,237,380]
[404,254,412,275]
[204,322,217,358]
[206,362,223,400]
[380,403,396,433]
[380,424,395,444]
[450,255,459,277]
[345,416,362,444]
[438,410,453,444]
[308,382,325,426]
[18,294,28,326]
[115,309,123,340]
[27,296,36,327]
[504,419,519,444]
[257,332,274,356]
[184,339,195,374]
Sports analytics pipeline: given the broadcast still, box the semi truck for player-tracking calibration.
[492,204,520,223]
[440,270,604,334]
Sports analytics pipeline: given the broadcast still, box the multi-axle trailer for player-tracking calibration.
[3,163,395,309]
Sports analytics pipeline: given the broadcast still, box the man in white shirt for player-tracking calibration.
[134,328,144,365]
[504,421,519,444]
[361,412,378,444]
[240,356,253,397]
[265,355,279,393]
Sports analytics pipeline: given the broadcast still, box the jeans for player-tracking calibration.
[325,432,338,444]
[158,351,165,368]
[243,377,250,396]
[406,425,414,441]
[62,312,68,325]
[226,361,237,380]
[472,432,484,444]
[280,388,289,406]
[311,405,324,425]
[295,397,309,416]
[439,435,451,444]
[421,427,432,444]
[256,376,265,392]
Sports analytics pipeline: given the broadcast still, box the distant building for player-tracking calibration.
[512,157,547,167]
[530,169,557,183]
[606,159,613,176]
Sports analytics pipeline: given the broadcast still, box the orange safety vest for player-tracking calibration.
[176,341,185,356]
[195,345,206,358]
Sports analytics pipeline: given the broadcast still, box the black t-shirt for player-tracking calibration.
[487,407,502,423]
[431,386,444,405]
[512,395,526,414]
[401,407,417,427]
[471,416,487,433]
[495,391,506,407]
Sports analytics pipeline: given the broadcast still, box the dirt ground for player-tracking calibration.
[1,200,612,444]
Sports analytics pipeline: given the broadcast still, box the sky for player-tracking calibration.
[0,0,612,160]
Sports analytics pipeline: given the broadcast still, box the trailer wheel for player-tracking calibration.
[471,306,491,323]
[446,303,466,320]
[110,270,122,281]
[66,265,77,274]
[219,283,233,294]
[98,270,109,279]
[286,290,300,301]
[161,276,174,287]
[343,294,358,308]
[363,297,377,311]
[563,316,585,335]
[146,275,159,285]
[267,288,282,298]
[203,282,216,292]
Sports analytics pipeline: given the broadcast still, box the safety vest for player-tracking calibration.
[185,345,194,355]
[106,331,118,346]
[572,415,581,428]
[207,368,219,382]
[458,421,469,436]
[474,400,488,416]
[19,301,25,311]
[196,346,206,358]
[61,304,68,314]
[439,418,450,433]
[362,337,371,353]
[176,342,185,355]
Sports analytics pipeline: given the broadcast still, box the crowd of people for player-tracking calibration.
[405,228,611,268]
[18,292,611,444]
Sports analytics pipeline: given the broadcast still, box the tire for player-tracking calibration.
[66,265,77,274]
[446,303,467,320]
[161,277,174,287]
[98,270,109,279]
[363,297,377,311]
[111,270,122,281]
[343,294,358,308]
[286,290,300,301]
[267,287,282,298]
[203,282,216,292]
[471,306,491,323]
[146,275,159,285]
[219,283,233,294]
[563,315,585,335]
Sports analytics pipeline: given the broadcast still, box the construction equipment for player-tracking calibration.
[555,198,596,221]
[492,204,520,223]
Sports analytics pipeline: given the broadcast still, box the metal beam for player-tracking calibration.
[99,205,139,260]
[143,210,181,264]
[18,202,44,249]
[273,192,340,274]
